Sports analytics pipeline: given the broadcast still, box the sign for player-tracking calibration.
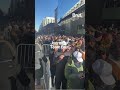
[72,13,82,18]
[72,13,83,21]
[50,41,69,49]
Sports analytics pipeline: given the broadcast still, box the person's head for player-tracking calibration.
[73,51,83,63]
[89,30,94,35]
[102,52,107,60]
[102,33,113,45]
[92,59,116,85]
[88,37,95,47]
[98,50,107,60]
[95,31,102,41]
[75,47,80,52]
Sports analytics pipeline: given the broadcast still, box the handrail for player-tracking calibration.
[43,44,50,56]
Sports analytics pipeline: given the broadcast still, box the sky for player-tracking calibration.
[58,0,79,20]
[35,0,58,31]
[0,0,11,14]
[0,0,79,31]
[35,0,79,31]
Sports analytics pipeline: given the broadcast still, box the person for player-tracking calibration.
[49,50,56,87]
[35,59,43,86]
[86,37,96,72]
[86,25,95,41]
[109,33,120,61]
[92,51,116,90]
[55,54,68,89]
[65,50,85,89]
[95,31,103,54]
[100,33,113,56]
[21,26,35,44]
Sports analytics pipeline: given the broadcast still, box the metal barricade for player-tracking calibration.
[17,44,35,69]
[43,44,50,56]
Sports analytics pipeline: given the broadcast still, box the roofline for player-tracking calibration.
[58,4,85,23]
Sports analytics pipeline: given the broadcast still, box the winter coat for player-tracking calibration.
[55,56,68,81]
[65,59,85,89]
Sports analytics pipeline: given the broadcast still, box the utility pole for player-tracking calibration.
[54,7,58,35]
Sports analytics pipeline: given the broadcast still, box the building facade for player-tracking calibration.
[41,17,55,28]
[58,0,85,35]
[39,17,55,34]
[9,0,34,18]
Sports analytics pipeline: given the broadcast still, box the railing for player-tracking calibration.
[43,44,50,56]
[17,44,35,69]
[16,44,35,90]
[17,43,51,89]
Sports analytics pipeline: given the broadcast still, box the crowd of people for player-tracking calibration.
[36,24,120,90]
[36,35,85,89]
[0,18,35,89]
[86,24,120,90]
[37,35,85,51]
[3,18,35,47]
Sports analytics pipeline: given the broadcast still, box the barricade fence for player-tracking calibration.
[17,44,35,69]
[43,44,50,56]
[17,43,51,89]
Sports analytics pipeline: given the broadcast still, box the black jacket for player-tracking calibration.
[55,56,69,80]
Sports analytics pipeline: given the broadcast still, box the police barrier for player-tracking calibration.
[17,44,35,69]
[43,44,50,56]
[16,44,35,90]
